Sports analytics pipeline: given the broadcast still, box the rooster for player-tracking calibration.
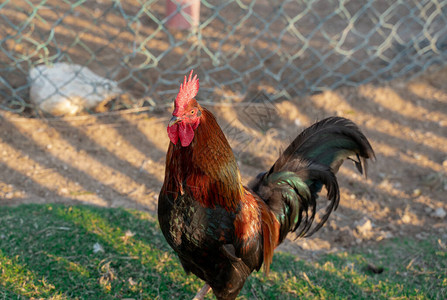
[158,70,375,300]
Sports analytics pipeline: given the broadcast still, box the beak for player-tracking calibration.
[168,115,181,127]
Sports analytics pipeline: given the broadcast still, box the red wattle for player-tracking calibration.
[167,124,179,145]
[178,122,195,147]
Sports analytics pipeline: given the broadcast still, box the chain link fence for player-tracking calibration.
[1,0,447,115]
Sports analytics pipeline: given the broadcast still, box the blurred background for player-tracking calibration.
[1,0,446,114]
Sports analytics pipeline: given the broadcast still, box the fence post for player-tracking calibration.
[166,0,200,30]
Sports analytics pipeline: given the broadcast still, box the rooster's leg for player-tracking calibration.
[192,283,211,300]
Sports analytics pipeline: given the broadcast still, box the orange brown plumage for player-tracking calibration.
[158,70,375,300]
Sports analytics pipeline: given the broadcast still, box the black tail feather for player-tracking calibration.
[251,116,374,242]
[270,116,375,177]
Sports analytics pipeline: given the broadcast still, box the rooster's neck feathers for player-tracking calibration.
[166,108,244,211]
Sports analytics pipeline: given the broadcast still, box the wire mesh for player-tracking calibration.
[1,0,446,114]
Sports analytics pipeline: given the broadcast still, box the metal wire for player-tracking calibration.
[1,0,446,114]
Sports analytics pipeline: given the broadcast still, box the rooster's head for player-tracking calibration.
[167,70,202,147]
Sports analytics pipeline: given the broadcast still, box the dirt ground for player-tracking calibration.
[0,65,446,259]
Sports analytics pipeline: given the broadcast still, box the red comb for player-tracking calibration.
[175,70,199,110]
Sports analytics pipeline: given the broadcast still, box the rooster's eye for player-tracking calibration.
[190,110,195,115]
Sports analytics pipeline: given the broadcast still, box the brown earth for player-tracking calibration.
[0,65,446,258]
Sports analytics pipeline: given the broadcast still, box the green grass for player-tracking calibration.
[0,204,445,299]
